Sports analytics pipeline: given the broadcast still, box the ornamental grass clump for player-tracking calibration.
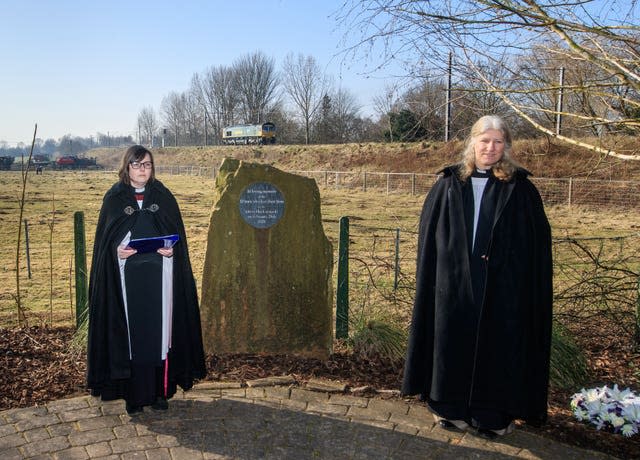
[350,319,407,367]
[570,385,640,437]
[549,322,589,390]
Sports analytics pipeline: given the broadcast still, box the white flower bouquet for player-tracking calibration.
[570,385,640,437]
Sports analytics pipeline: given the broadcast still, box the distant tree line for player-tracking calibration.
[0,133,134,158]
[136,50,384,147]
[134,49,548,148]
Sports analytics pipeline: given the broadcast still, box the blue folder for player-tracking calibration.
[128,234,179,253]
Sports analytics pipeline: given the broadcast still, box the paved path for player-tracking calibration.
[0,378,617,459]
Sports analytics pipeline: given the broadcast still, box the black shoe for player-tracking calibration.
[475,428,498,440]
[125,403,143,415]
[151,397,168,410]
[438,420,456,429]
[438,419,464,432]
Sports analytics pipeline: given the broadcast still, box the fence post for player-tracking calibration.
[363,171,367,192]
[394,228,400,291]
[568,177,573,208]
[336,216,349,339]
[74,211,88,328]
[386,173,390,195]
[412,173,416,195]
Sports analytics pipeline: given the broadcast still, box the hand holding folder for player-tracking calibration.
[128,234,179,254]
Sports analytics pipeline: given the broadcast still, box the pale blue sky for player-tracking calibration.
[0,0,403,146]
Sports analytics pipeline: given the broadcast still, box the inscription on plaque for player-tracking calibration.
[238,182,285,229]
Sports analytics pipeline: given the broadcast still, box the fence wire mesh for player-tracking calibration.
[153,166,640,209]
[342,224,640,349]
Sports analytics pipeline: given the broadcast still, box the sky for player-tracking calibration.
[0,0,404,146]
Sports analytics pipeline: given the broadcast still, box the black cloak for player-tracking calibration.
[401,165,553,425]
[87,179,206,399]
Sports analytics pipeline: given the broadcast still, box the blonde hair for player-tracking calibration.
[459,115,520,181]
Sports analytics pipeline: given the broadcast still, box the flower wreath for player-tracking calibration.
[570,385,640,437]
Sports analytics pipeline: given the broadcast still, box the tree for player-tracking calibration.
[191,66,238,144]
[182,90,204,145]
[387,109,427,141]
[315,94,334,143]
[373,84,401,141]
[137,107,158,147]
[327,87,362,143]
[161,92,185,146]
[233,51,280,124]
[338,0,640,160]
[282,53,330,144]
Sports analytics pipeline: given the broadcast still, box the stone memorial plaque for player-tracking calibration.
[238,182,285,229]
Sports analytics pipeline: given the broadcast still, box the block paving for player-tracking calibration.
[0,377,618,459]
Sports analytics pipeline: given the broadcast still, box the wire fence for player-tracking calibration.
[343,222,640,349]
[153,165,640,209]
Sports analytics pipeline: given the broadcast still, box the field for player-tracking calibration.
[0,170,425,325]
[2,168,639,328]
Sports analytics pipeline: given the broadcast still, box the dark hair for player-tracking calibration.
[118,145,156,185]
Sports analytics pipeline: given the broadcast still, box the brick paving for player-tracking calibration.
[0,378,618,459]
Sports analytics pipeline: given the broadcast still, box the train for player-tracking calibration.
[53,155,99,169]
[30,154,51,167]
[222,122,276,145]
[0,156,14,170]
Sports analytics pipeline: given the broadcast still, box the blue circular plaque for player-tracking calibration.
[238,182,285,229]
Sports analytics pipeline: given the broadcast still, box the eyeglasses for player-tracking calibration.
[130,161,153,170]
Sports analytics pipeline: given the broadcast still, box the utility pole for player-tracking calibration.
[445,52,452,142]
[204,110,208,146]
[555,67,565,136]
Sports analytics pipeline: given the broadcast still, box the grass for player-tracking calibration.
[1,168,640,329]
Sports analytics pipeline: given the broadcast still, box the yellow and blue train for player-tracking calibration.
[222,122,276,145]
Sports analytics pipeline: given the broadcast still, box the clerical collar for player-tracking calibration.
[471,168,491,178]
[134,186,145,207]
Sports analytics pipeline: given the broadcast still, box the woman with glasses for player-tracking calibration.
[87,145,206,415]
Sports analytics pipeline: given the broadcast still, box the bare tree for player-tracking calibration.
[233,51,280,124]
[161,92,185,146]
[338,0,640,160]
[15,124,37,325]
[373,84,401,141]
[282,53,331,144]
[137,106,158,146]
[329,87,362,143]
[183,90,204,145]
[191,66,238,144]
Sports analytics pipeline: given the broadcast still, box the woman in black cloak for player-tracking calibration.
[402,115,553,439]
[87,145,206,415]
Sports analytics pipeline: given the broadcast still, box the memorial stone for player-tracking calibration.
[200,159,333,359]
